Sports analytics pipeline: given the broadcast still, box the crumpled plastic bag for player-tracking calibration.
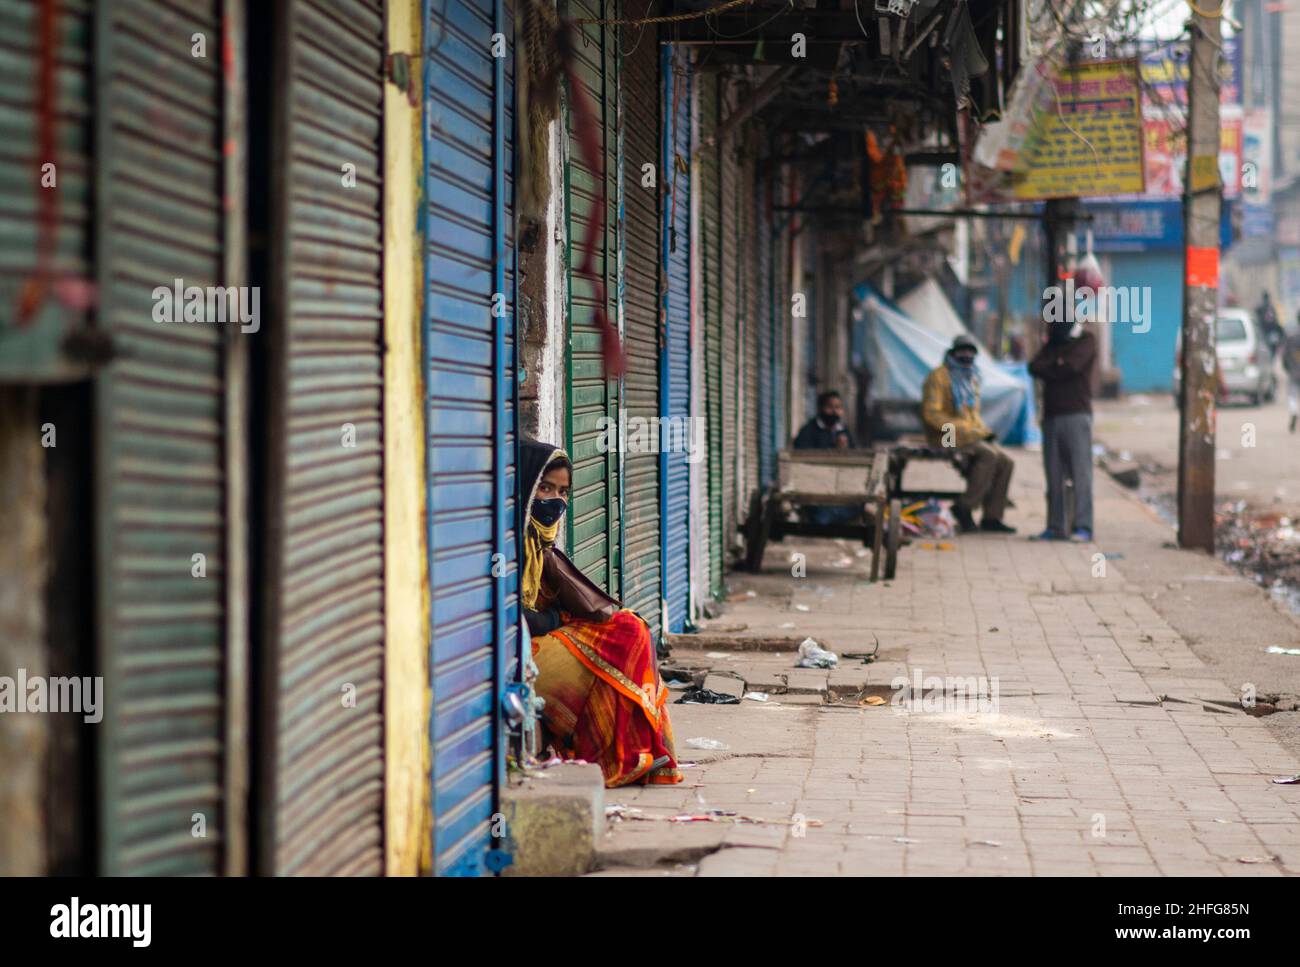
[796,636,839,669]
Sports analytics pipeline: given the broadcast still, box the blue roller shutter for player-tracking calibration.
[424,0,517,877]
[660,48,690,633]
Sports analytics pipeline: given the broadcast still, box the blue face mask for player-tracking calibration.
[531,497,568,527]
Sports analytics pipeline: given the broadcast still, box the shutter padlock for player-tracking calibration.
[502,684,528,726]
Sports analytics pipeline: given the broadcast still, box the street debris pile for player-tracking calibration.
[1214,501,1300,612]
[898,499,956,540]
[605,803,823,828]
[796,636,838,668]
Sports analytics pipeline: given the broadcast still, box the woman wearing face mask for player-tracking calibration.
[517,439,682,788]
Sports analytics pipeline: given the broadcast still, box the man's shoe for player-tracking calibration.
[1032,528,1066,541]
[980,518,1017,534]
[952,505,977,534]
[1070,529,1093,542]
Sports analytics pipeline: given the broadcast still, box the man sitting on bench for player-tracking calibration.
[794,390,857,450]
[920,336,1016,535]
[793,390,858,525]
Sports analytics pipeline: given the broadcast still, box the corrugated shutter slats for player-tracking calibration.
[621,8,659,640]
[698,72,721,600]
[267,0,385,877]
[661,50,690,632]
[719,85,738,570]
[426,0,516,876]
[94,0,226,876]
[0,0,93,379]
[565,0,619,593]
[741,129,760,505]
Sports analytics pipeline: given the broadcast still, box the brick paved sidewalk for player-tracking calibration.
[594,449,1300,876]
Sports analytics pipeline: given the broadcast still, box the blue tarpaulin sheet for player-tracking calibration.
[852,283,1041,447]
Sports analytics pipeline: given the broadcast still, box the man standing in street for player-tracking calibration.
[1257,291,1284,362]
[1029,317,1096,541]
[921,336,1016,534]
[1284,313,1300,433]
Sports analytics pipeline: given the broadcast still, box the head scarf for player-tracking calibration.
[519,439,570,609]
[945,351,979,412]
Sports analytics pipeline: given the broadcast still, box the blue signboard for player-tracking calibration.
[1083,199,1234,252]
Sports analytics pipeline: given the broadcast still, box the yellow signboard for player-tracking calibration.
[1010,60,1145,200]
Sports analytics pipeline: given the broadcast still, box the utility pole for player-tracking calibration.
[1175,5,1224,553]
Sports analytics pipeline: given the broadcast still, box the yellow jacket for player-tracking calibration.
[921,364,992,448]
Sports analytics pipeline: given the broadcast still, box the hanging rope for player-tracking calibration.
[554,13,626,376]
[16,0,61,326]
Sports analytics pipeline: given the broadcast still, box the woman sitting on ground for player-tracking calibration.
[519,439,683,788]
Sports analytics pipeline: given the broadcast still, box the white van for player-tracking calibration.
[1172,308,1277,405]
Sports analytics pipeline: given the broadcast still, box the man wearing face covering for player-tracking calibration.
[1029,317,1097,541]
[516,439,682,788]
[794,390,857,450]
[921,335,1016,534]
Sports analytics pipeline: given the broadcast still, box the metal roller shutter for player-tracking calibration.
[660,48,690,633]
[564,0,619,593]
[262,0,385,877]
[698,71,721,600]
[757,140,775,488]
[425,0,518,876]
[621,9,660,640]
[0,0,93,380]
[774,170,785,452]
[93,0,227,876]
[741,128,760,507]
[719,83,738,569]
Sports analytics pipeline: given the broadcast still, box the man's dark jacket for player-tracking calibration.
[793,417,856,449]
[1028,331,1097,417]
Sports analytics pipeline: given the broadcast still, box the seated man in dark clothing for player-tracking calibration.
[792,390,858,524]
[794,391,857,450]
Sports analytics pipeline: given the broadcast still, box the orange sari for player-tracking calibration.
[533,608,683,788]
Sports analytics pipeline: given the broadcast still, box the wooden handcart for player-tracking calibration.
[742,448,902,581]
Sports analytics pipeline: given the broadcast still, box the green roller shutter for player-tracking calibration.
[261,0,385,876]
[0,0,93,381]
[620,7,660,639]
[564,0,620,593]
[698,72,721,600]
[741,127,760,509]
[93,0,227,875]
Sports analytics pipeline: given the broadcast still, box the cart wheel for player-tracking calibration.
[884,498,901,580]
[743,490,771,572]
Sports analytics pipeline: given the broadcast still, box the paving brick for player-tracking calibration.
[588,451,1300,878]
